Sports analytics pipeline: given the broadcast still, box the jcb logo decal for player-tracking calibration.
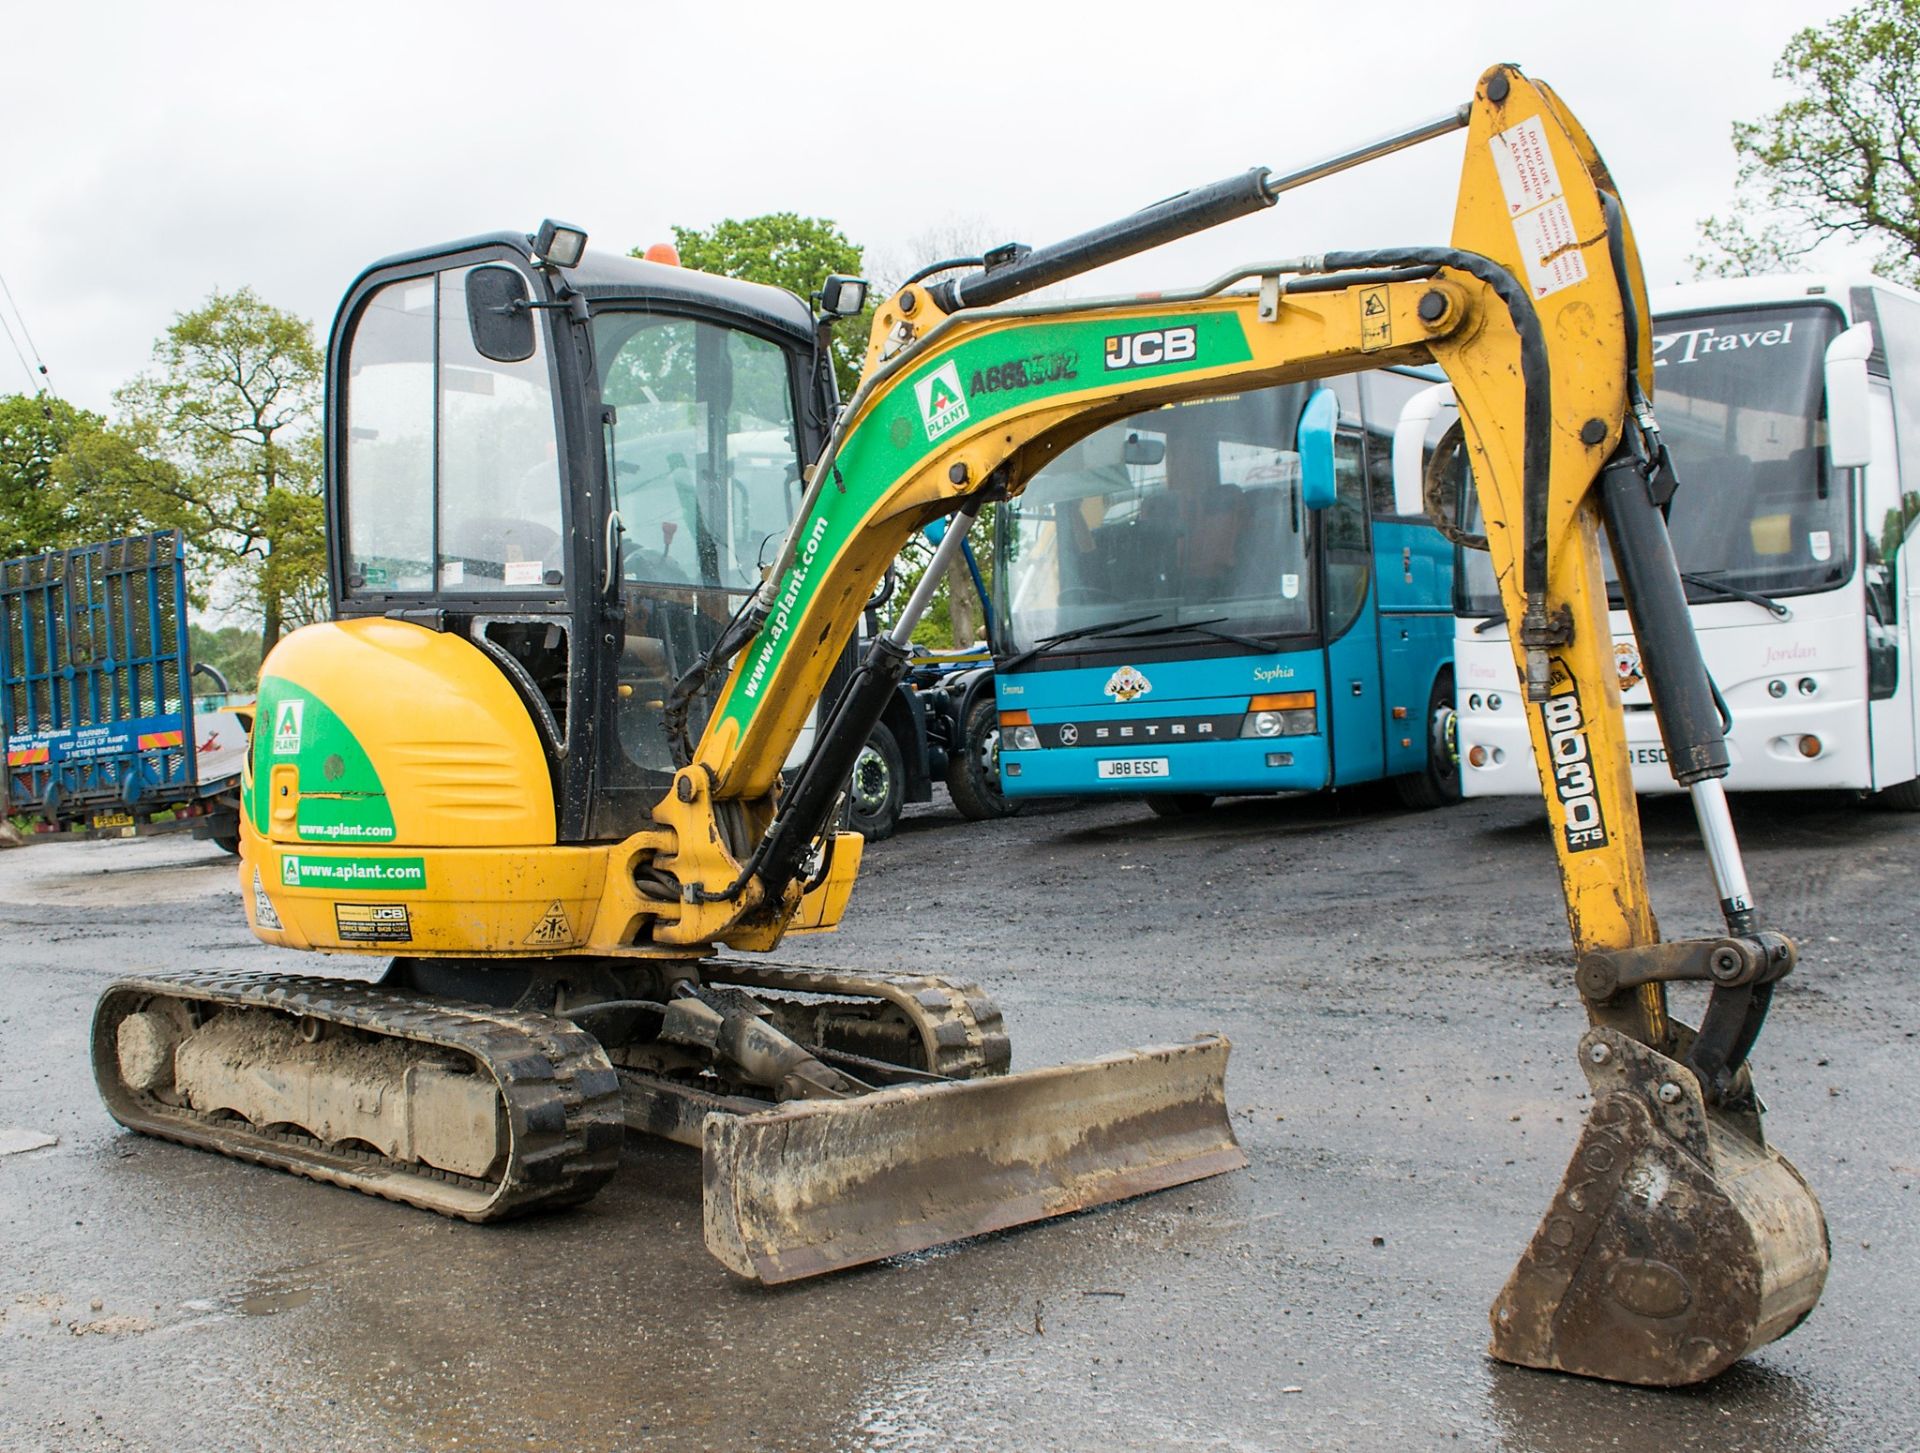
[1104,327,1197,371]
[1539,677,1609,853]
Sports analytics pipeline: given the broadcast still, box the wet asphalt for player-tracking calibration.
[1,787,1915,1453]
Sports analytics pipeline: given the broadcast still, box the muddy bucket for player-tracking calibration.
[1490,1027,1828,1386]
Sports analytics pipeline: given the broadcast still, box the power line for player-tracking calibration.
[0,310,42,399]
[0,264,56,399]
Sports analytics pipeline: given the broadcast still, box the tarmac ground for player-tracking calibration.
[1,786,1914,1451]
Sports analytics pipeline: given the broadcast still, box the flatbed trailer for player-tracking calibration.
[1,530,245,849]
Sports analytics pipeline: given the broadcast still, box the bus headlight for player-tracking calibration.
[1243,692,1316,738]
[999,710,1041,752]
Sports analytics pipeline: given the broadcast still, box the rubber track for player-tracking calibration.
[705,960,1012,1080]
[92,971,623,1222]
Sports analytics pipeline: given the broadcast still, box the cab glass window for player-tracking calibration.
[593,313,803,593]
[343,279,436,592]
[437,268,564,592]
[340,263,564,595]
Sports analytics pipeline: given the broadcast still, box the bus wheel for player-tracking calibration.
[1875,777,1920,812]
[1396,672,1462,810]
[1146,794,1215,818]
[847,724,905,841]
[946,698,1021,822]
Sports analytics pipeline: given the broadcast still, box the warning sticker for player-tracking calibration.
[1490,116,1564,216]
[253,868,283,931]
[1488,115,1587,301]
[1358,286,1392,352]
[1511,198,1589,300]
[524,901,573,947]
[335,902,413,943]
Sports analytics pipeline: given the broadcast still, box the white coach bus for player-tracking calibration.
[1399,273,1920,806]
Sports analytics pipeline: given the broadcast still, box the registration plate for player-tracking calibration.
[91,811,135,830]
[1628,745,1668,766]
[1097,756,1170,780]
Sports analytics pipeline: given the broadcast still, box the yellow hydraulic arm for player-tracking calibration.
[613,64,1827,1385]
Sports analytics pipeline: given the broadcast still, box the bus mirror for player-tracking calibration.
[467,266,536,363]
[1394,383,1456,517]
[1122,433,1165,467]
[923,517,948,545]
[1299,388,1339,511]
[1825,322,1875,470]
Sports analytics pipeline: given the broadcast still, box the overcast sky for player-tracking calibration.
[0,0,1859,415]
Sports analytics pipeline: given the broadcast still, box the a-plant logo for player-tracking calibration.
[914,360,970,441]
[272,699,304,757]
[281,854,303,887]
[1105,665,1152,703]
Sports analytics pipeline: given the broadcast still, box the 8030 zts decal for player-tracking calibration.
[1539,668,1609,853]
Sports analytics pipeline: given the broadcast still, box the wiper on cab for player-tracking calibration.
[1000,613,1163,671]
[1680,572,1791,619]
[1108,616,1280,651]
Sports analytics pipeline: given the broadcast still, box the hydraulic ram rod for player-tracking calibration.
[931,105,1471,313]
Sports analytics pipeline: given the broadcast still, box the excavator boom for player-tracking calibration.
[649,64,1827,1383]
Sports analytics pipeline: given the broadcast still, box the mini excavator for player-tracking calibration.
[93,65,1827,1386]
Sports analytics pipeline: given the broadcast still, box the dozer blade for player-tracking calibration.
[702,1035,1245,1283]
[1490,1028,1828,1386]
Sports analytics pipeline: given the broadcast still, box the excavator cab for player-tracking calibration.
[325,230,834,841]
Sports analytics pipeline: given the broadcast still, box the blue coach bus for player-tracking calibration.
[990,368,1458,814]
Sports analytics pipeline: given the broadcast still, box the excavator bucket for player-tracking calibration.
[1490,1029,1828,1385]
[701,1036,1245,1283]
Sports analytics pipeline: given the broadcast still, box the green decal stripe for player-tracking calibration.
[714,313,1252,735]
[279,853,427,892]
[247,673,393,841]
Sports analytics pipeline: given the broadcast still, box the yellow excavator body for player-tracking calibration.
[91,64,1827,1388]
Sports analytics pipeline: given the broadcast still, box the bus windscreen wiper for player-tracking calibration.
[1108,616,1279,651]
[999,613,1164,671]
[1680,572,1791,619]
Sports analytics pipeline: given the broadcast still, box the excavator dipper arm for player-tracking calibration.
[638,65,1827,1384]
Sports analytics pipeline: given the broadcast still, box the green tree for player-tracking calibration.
[1695,0,1920,283]
[187,622,264,693]
[116,289,324,654]
[0,394,175,555]
[648,214,875,395]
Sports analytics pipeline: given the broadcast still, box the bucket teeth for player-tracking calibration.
[1490,1028,1828,1386]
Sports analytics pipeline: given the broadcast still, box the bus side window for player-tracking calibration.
[1325,431,1371,637]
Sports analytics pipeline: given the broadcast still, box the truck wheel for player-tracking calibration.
[847,723,905,841]
[1395,671,1462,810]
[945,698,1021,821]
[1146,794,1215,818]
[212,832,241,856]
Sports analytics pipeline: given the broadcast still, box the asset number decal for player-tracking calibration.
[1538,666,1609,853]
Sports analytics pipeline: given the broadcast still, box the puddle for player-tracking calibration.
[238,1286,314,1317]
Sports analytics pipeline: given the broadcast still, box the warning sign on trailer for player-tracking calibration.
[525,901,573,946]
